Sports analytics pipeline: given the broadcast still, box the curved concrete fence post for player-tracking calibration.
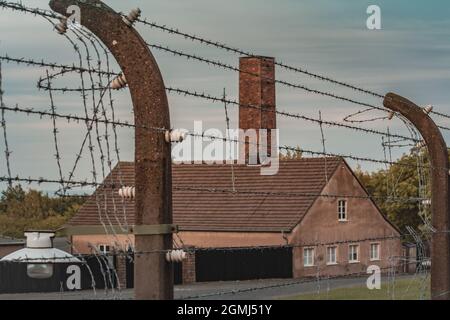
[49,0,173,299]
[384,92,450,300]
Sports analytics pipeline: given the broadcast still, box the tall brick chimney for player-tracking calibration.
[239,56,276,164]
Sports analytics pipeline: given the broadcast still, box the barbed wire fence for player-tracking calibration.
[0,0,448,300]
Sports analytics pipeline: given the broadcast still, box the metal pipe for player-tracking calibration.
[49,0,173,300]
[384,92,450,300]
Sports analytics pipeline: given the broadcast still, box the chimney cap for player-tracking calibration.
[240,55,275,61]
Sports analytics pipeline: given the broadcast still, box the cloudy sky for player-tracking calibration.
[1,0,450,193]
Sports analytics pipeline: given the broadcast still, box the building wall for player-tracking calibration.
[71,164,402,281]
[72,232,285,254]
[71,234,134,254]
[289,162,402,278]
[72,232,286,284]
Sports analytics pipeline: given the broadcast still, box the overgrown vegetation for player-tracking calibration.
[0,185,86,238]
[355,152,430,234]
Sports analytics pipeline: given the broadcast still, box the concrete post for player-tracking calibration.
[384,92,450,300]
[49,0,173,299]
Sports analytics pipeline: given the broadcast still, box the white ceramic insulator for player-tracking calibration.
[118,186,136,200]
[387,111,395,120]
[173,251,180,262]
[423,105,433,115]
[123,8,141,26]
[55,18,68,34]
[111,74,127,90]
[180,250,187,261]
[165,130,186,143]
[165,250,187,263]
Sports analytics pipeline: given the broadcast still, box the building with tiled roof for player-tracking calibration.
[67,56,402,286]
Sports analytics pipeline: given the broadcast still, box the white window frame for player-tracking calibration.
[338,199,347,221]
[303,247,315,267]
[98,244,110,255]
[370,242,381,261]
[348,244,359,263]
[326,246,338,265]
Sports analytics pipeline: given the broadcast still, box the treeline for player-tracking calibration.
[356,152,430,234]
[0,185,86,238]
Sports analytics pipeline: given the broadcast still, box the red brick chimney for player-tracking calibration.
[239,56,276,164]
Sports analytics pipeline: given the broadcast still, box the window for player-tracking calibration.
[303,248,315,267]
[370,243,380,261]
[338,200,347,221]
[348,244,359,263]
[326,246,337,265]
[98,244,110,254]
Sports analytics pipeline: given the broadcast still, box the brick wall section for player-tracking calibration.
[289,162,403,278]
[115,255,127,289]
[239,56,276,163]
[182,248,196,284]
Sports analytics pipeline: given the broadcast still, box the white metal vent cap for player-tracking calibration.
[0,231,81,263]
[0,248,81,263]
[25,231,54,249]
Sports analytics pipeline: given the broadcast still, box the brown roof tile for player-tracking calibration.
[69,158,343,232]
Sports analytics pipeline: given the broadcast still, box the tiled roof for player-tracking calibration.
[69,158,343,232]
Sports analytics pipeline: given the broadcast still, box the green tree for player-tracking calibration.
[355,152,430,233]
[0,185,85,238]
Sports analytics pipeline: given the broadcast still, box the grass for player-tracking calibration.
[283,276,430,300]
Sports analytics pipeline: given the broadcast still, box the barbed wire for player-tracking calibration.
[0,0,441,301]
[46,70,65,193]
[163,87,417,142]
[3,0,450,124]
[0,61,12,187]
[0,171,429,206]
[134,16,385,99]
[181,265,403,300]
[147,43,386,112]
[4,0,450,133]
[0,55,118,76]
[0,103,433,170]
[0,110,429,174]
[0,0,57,19]
[34,79,417,145]
[0,233,409,259]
